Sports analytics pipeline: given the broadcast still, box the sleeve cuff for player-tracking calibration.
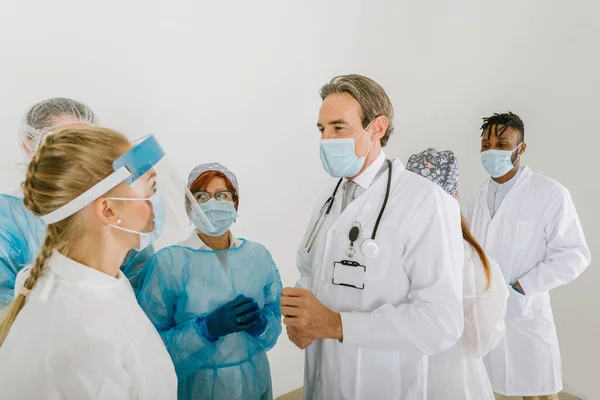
[250,323,268,338]
[197,318,219,343]
[340,312,370,346]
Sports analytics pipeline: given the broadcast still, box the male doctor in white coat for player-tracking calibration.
[280,74,465,399]
[467,112,591,400]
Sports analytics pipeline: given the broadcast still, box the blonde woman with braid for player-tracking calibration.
[0,99,154,315]
[0,128,210,399]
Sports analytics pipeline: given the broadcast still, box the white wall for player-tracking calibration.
[0,0,598,398]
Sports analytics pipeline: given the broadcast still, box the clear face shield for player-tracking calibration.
[40,134,215,251]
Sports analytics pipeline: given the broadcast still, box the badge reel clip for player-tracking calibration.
[332,222,366,290]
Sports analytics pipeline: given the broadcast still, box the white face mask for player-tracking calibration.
[108,191,166,251]
[319,122,375,178]
[480,143,523,178]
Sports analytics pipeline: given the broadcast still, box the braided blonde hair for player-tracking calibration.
[0,127,130,345]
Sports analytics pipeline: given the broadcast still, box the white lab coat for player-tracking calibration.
[427,241,508,400]
[296,159,464,400]
[467,166,591,396]
[0,250,177,400]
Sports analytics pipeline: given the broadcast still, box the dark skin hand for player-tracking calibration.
[512,281,525,294]
[481,124,526,184]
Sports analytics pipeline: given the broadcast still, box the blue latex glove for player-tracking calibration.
[245,312,268,337]
[204,295,260,339]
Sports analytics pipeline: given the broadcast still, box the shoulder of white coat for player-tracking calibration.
[527,168,568,195]
[394,166,461,227]
[394,159,453,199]
[469,178,489,198]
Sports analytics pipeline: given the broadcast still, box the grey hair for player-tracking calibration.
[320,74,395,147]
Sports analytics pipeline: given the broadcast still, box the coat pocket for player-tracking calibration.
[341,345,402,400]
[512,219,536,250]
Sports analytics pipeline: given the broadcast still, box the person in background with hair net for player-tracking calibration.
[0,98,149,316]
[137,162,282,400]
[406,148,508,400]
[17,97,99,164]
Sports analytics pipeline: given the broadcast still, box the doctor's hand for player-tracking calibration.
[286,326,315,350]
[280,287,343,341]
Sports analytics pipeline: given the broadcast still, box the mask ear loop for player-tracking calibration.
[511,142,524,166]
[356,120,376,158]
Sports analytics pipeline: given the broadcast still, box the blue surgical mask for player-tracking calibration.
[110,190,166,251]
[319,123,374,178]
[481,144,523,178]
[192,199,237,237]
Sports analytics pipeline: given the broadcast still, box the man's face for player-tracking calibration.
[317,93,373,158]
[481,125,524,164]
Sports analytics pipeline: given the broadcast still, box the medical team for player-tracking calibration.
[0,74,590,400]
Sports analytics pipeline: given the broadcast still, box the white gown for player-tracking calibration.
[467,166,591,396]
[0,250,177,400]
[297,158,465,400]
[427,241,508,400]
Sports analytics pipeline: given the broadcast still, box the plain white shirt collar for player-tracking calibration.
[181,231,241,250]
[351,150,386,189]
[47,250,124,286]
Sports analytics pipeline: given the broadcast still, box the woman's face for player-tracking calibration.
[111,169,158,235]
[192,176,237,207]
[205,177,229,199]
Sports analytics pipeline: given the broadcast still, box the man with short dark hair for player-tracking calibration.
[467,112,591,400]
[281,74,465,399]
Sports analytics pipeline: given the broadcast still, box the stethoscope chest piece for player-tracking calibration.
[361,239,380,258]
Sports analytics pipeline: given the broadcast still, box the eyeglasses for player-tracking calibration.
[192,190,236,204]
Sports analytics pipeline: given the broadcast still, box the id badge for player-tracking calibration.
[332,260,366,290]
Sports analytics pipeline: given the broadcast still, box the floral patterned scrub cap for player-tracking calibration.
[187,162,239,192]
[406,148,459,196]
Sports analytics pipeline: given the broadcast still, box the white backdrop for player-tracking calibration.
[0,0,598,398]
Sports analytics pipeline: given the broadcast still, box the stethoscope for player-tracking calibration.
[303,159,392,258]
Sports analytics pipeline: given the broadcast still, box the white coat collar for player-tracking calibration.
[180,231,241,250]
[351,151,386,190]
[47,250,125,286]
[478,165,532,220]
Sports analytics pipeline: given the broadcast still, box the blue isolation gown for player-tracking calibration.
[137,234,283,400]
[0,193,154,314]
[0,194,46,314]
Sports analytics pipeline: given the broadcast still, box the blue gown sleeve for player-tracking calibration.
[0,195,45,313]
[120,245,155,292]
[136,249,217,381]
[248,248,283,351]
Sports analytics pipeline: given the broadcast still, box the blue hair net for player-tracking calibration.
[137,240,282,400]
